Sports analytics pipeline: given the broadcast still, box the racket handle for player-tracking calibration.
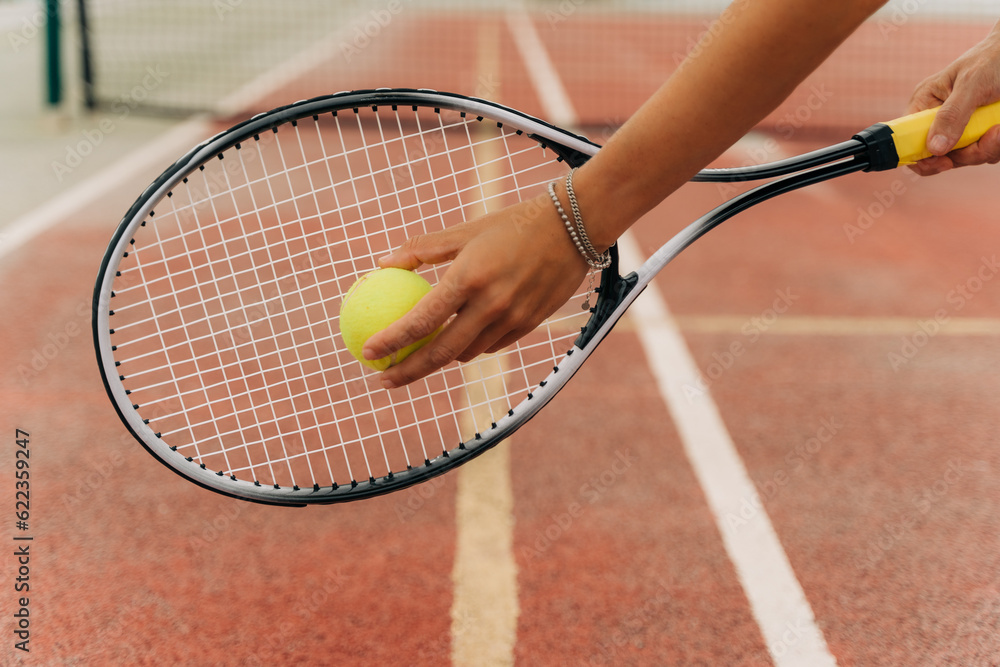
[884,99,1000,165]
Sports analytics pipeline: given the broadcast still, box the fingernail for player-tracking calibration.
[380,377,397,390]
[928,134,949,155]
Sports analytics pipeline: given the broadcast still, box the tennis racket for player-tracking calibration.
[92,89,1000,506]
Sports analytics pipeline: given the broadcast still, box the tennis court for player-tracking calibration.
[2,1,999,664]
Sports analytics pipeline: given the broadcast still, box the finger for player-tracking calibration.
[926,84,979,155]
[377,224,476,270]
[906,77,947,115]
[450,293,531,363]
[379,302,498,388]
[483,323,539,356]
[907,155,955,177]
[376,248,424,271]
[947,124,1000,167]
[456,318,525,363]
[362,277,467,362]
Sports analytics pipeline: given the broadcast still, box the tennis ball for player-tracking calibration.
[339,268,436,371]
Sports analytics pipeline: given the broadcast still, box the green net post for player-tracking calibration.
[44,0,61,107]
[77,0,95,109]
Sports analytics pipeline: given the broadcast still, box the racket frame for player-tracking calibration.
[94,89,609,505]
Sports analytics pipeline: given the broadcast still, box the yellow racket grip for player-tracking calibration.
[885,99,1000,165]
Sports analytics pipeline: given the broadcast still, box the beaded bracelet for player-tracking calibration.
[547,169,611,270]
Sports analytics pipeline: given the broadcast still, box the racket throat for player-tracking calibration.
[575,255,640,349]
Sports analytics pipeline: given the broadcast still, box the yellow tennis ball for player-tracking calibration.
[339,268,436,371]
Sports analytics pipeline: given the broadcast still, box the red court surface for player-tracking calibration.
[3,8,1000,667]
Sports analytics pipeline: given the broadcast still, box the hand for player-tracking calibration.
[908,21,1000,176]
[362,191,590,389]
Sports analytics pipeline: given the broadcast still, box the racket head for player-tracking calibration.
[93,89,624,506]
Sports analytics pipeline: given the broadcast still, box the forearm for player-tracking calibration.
[575,0,887,250]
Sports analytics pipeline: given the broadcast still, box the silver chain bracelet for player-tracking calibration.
[547,169,612,270]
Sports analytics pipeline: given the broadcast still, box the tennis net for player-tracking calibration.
[73,0,997,132]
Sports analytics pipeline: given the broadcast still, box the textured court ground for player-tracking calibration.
[2,3,999,666]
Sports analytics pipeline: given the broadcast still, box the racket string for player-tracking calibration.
[157,172,240,477]
[267,120,349,487]
[111,163,546,305]
[199,155,288,484]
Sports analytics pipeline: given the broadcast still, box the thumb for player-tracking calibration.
[926,86,978,155]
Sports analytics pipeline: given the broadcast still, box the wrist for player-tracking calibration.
[567,153,663,252]
[519,190,590,271]
[550,171,621,255]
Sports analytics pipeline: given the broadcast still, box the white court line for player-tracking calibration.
[675,314,1000,336]
[616,237,838,667]
[0,5,376,264]
[452,360,519,667]
[0,118,213,262]
[449,22,519,667]
[505,6,578,128]
[507,8,838,666]
[215,21,360,117]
